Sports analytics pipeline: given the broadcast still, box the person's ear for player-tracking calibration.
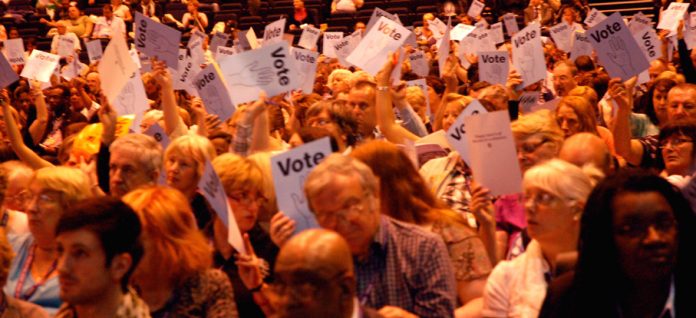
[572,201,584,221]
[340,273,356,297]
[109,253,133,283]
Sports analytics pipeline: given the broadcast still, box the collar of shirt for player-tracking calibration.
[658,277,675,318]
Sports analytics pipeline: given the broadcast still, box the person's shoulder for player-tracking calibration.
[386,217,441,241]
[6,296,51,318]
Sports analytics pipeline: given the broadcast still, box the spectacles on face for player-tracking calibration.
[313,195,369,225]
[659,136,693,149]
[518,138,550,154]
[614,215,676,239]
[26,190,63,210]
[228,192,268,207]
[524,191,561,208]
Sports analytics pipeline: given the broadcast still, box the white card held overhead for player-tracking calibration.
[472,27,496,53]
[218,41,300,106]
[346,16,410,76]
[194,63,236,121]
[511,22,546,88]
[445,99,488,166]
[588,12,650,81]
[209,32,229,57]
[428,18,447,39]
[467,0,485,18]
[3,38,25,65]
[85,40,103,63]
[216,46,237,60]
[113,71,149,130]
[334,30,361,68]
[0,54,19,88]
[464,110,522,196]
[657,2,689,32]
[57,36,77,58]
[438,19,451,78]
[628,12,652,35]
[98,36,138,103]
[479,51,509,85]
[298,25,321,49]
[270,137,333,233]
[21,50,60,83]
[490,22,505,44]
[322,32,343,58]
[263,18,286,46]
[570,31,593,61]
[408,50,429,77]
[198,160,246,254]
[291,47,318,94]
[134,12,181,70]
[503,13,519,36]
[550,21,573,52]
[584,8,608,28]
[365,7,399,33]
[450,23,476,41]
[686,12,696,49]
[633,27,662,62]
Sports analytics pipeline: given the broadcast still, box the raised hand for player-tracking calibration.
[234,233,265,290]
[269,211,296,248]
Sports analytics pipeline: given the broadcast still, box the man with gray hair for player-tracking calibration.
[304,154,456,318]
[559,132,614,176]
[108,134,162,198]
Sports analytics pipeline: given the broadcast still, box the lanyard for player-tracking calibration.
[14,244,58,301]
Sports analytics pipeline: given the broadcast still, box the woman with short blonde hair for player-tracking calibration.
[123,186,238,317]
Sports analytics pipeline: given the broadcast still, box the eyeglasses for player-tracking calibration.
[314,196,369,225]
[659,137,693,149]
[26,190,63,209]
[228,192,268,207]
[518,138,550,154]
[615,217,676,239]
[524,191,561,207]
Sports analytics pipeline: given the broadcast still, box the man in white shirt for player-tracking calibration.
[92,4,126,39]
[50,21,81,57]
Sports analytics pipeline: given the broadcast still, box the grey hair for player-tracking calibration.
[304,154,378,203]
[110,134,163,180]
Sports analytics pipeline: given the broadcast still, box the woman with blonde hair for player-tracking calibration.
[164,134,217,232]
[123,186,238,317]
[4,167,92,314]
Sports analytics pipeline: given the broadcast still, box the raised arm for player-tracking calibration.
[375,52,420,144]
[27,80,49,145]
[0,91,53,169]
[610,78,644,165]
[151,58,188,138]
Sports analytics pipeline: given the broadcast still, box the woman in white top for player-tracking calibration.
[330,0,363,14]
[111,0,132,22]
[481,159,599,318]
[182,0,208,32]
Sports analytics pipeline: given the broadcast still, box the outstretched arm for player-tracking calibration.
[0,91,53,169]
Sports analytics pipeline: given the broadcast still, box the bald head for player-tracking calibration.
[559,133,612,175]
[273,229,355,318]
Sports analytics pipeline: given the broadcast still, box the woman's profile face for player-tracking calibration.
[612,191,678,284]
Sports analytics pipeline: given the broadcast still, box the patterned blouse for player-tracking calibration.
[151,269,238,318]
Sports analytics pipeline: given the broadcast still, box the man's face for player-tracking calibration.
[57,24,67,35]
[109,148,155,198]
[103,6,113,19]
[309,174,380,257]
[348,87,376,136]
[45,88,64,109]
[3,174,30,212]
[666,87,696,121]
[68,7,79,19]
[612,191,678,284]
[57,229,120,305]
[87,73,101,93]
[648,61,668,82]
[552,64,577,97]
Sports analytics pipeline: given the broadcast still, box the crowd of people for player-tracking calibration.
[0,0,695,317]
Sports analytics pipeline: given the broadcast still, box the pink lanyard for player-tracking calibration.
[14,245,58,301]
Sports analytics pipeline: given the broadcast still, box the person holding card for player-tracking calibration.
[211,153,279,318]
[288,0,317,30]
[180,0,208,33]
[351,141,493,308]
[303,154,457,318]
[523,0,554,26]
[91,4,126,40]
[482,159,599,318]
[123,187,239,318]
[49,21,80,57]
